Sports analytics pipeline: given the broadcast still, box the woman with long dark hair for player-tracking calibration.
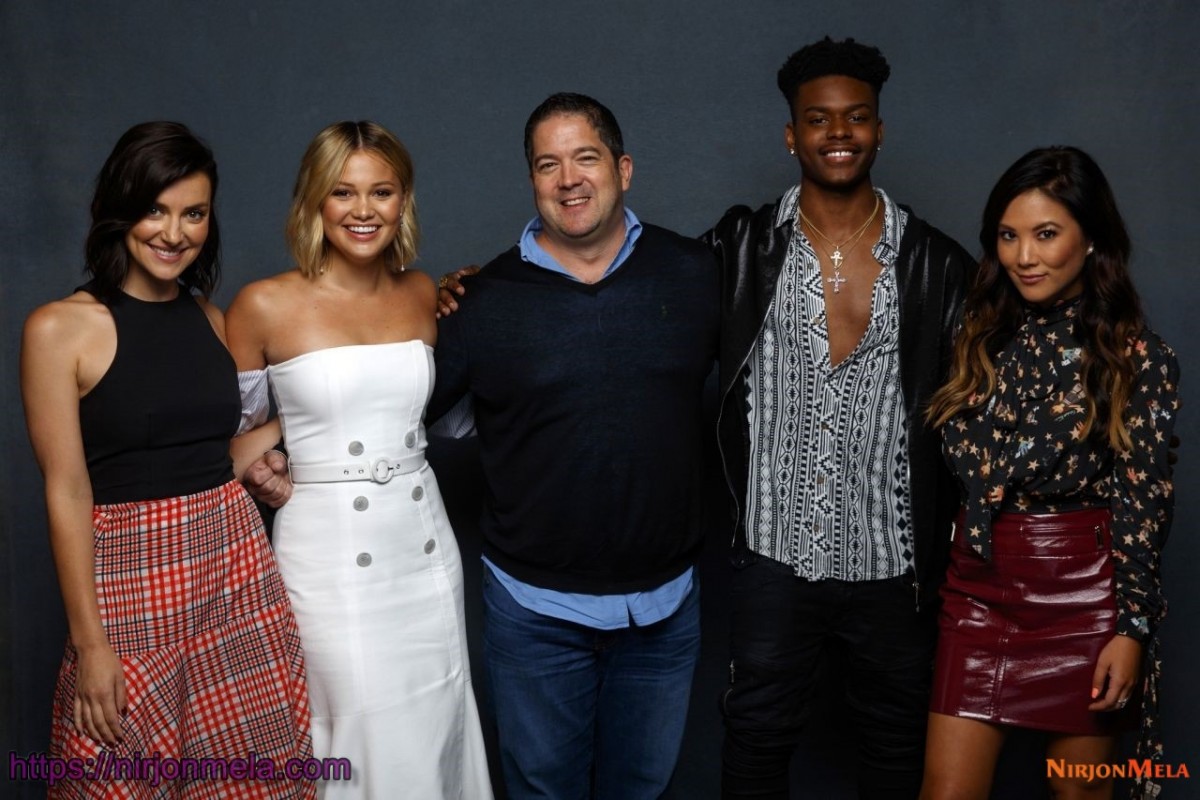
[921,146,1179,800]
[21,121,314,799]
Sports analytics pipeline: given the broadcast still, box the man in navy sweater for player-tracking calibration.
[426,93,720,799]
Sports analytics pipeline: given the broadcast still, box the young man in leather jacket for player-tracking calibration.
[703,37,976,799]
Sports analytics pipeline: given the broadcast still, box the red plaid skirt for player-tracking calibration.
[49,481,316,799]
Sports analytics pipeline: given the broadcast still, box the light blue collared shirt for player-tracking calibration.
[485,206,695,630]
[517,206,643,280]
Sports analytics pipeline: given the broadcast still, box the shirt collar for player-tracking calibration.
[776,184,905,266]
[519,207,643,281]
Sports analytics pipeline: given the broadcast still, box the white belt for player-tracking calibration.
[290,453,426,484]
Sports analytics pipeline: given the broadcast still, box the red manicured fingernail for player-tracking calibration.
[1091,688,1100,699]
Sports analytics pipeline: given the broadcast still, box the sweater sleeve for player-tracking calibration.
[427,294,472,426]
[1109,333,1180,641]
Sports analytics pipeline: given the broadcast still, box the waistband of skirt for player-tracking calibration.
[956,506,1110,533]
[93,478,244,512]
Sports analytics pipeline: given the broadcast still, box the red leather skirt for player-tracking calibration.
[930,507,1134,734]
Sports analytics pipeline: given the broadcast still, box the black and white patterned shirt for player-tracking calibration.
[744,185,913,581]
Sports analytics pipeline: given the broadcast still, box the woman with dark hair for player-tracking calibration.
[920,146,1180,800]
[226,120,491,799]
[21,121,314,799]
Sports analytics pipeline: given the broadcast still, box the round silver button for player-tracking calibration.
[405,431,417,448]
[411,486,424,501]
[356,552,372,567]
[353,496,369,511]
[348,441,364,456]
[424,539,436,554]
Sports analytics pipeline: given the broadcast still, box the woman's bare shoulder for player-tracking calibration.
[228,270,309,317]
[24,290,110,345]
[397,268,437,311]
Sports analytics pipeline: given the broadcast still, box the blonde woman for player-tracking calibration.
[227,121,491,799]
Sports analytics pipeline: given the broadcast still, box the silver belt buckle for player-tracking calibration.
[370,458,395,484]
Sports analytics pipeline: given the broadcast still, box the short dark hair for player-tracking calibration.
[777,37,891,110]
[85,121,221,302]
[523,92,625,168]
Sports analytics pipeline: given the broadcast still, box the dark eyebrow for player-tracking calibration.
[804,102,872,114]
[534,146,602,163]
[151,200,210,212]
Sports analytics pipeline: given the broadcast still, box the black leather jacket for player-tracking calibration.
[703,194,977,608]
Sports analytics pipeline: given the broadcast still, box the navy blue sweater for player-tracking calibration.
[429,224,720,593]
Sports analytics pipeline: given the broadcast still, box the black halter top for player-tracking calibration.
[78,286,239,503]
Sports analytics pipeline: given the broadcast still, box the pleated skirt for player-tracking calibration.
[49,480,316,799]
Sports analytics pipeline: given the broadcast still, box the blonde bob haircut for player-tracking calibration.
[287,120,419,277]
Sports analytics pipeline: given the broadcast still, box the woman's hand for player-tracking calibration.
[1087,634,1142,712]
[242,448,293,508]
[73,642,127,747]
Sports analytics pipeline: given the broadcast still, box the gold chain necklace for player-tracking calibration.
[798,195,880,294]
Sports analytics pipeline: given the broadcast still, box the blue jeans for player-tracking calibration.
[482,569,701,800]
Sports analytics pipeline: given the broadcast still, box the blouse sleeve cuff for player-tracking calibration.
[1116,612,1152,643]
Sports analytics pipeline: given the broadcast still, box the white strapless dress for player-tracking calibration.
[268,341,492,799]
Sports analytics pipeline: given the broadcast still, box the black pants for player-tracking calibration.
[721,552,935,799]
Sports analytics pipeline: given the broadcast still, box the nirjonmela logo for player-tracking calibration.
[1046,758,1189,783]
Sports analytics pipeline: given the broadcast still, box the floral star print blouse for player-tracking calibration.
[942,299,1180,643]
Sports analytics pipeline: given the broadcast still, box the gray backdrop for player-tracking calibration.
[3,1,1197,797]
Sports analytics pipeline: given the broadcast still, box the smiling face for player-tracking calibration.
[122,171,212,299]
[786,74,882,192]
[997,189,1091,307]
[529,112,632,252]
[320,151,404,270]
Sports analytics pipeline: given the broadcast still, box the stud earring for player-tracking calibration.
[1087,244,1094,255]
[788,148,795,155]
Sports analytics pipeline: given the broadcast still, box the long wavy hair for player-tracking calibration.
[85,121,221,301]
[927,146,1143,451]
[286,120,419,277]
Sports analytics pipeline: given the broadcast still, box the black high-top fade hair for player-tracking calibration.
[777,37,891,109]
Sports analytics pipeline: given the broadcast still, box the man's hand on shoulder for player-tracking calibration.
[243,449,293,508]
